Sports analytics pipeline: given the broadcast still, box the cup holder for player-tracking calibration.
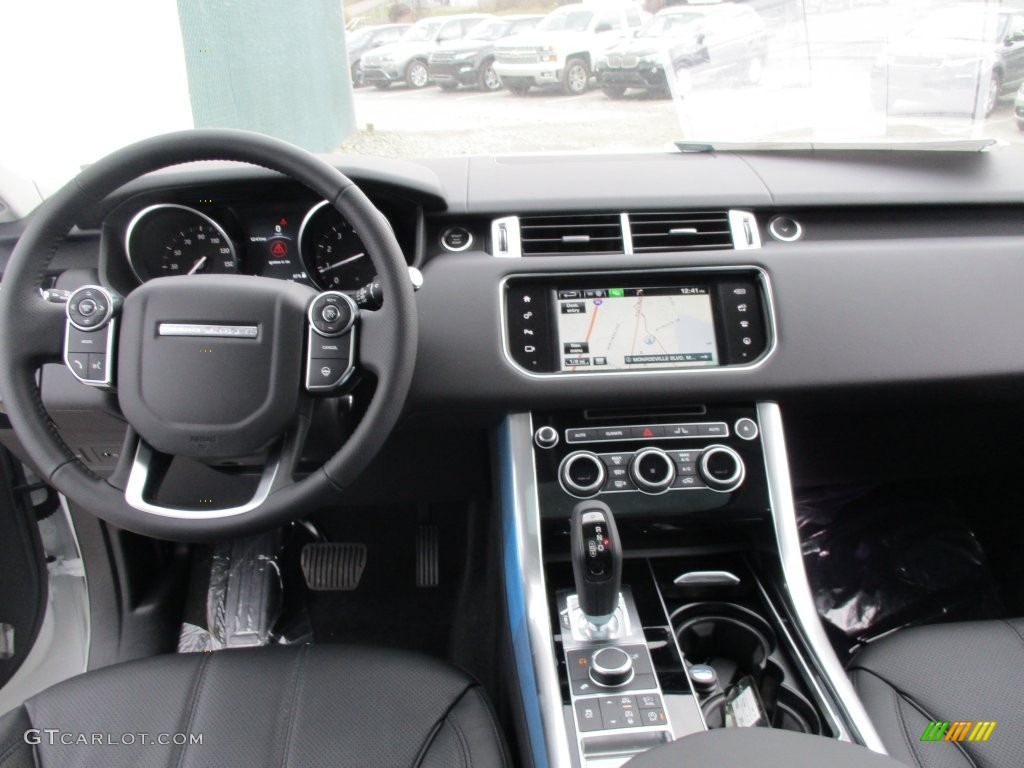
[671,603,823,736]
[672,603,776,681]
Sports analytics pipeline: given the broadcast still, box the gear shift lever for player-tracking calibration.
[570,499,622,627]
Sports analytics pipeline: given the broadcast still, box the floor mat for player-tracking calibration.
[298,505,468,659]
[796,484,1005,660]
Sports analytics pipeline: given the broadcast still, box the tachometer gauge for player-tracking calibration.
[298,201,375,291]
[126,204,238,282]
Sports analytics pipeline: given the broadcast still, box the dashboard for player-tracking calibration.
[3,149,1024,424]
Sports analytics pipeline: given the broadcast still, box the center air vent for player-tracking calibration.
[519,214,625,255]
[629,211,733,252]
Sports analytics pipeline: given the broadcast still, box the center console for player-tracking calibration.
[499,404,886,768]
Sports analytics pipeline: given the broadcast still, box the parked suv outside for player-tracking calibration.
[428,15,543,92]
[347,23,410,87]
[872,5,1024,117]
[494,3,647,95]
[595,3,766,98]
[360,14,493,89]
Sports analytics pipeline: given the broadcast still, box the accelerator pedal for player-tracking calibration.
[416,525,439,588]
[300,543,367,591]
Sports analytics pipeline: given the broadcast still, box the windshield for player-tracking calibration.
[907,9,1006,43]
[467,19,511,41]
[401,20,442,42]
[538,8,593,33]
[4,0,1024,202]
[640,12,704,38]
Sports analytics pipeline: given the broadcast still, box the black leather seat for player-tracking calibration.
[0,645,508,768]
[849,619,1024,768]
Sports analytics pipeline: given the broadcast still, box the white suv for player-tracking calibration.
[494,3,647,95]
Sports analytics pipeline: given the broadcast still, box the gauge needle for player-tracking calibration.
[317,252,365,273]
[187,256,207,275]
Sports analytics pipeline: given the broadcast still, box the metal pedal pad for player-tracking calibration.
[300,543,367,591]
[416,525,439,588]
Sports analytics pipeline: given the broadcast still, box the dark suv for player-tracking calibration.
[428,15,542,92]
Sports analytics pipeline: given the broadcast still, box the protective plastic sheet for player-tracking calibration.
[796,487,1002,650]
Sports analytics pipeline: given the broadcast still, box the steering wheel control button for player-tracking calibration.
[589,647,634,688]
[308,360,349,388]
[629,448,676,494]
[66,324,109,353]
[534,425,560,449]
[698,446,746,492]
[66,285,116,330]
[734,418,759,441]
[440,226,473,252]
[559,451,606,497]
[309,335,350,359]
[309,291,357,337]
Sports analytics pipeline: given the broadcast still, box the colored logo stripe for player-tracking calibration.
[920,721,996,742]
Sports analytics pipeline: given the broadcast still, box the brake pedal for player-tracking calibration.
[300,543,367,591]
[416,525,439,588]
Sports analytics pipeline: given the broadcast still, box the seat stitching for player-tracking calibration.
[472,686,510,768]
[447,708,472,768]
[279,645,310,768]
[411,684,473,768]
[893,687,926,768]
[172,653,211,768]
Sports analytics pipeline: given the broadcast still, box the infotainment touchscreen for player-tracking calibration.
[555,286,718,372]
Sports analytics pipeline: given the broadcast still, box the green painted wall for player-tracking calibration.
[177,0,353,151]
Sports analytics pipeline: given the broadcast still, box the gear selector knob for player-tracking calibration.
[570,500,622,626]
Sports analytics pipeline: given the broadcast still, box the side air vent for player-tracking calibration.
[628,211,733,252]
[519,213,624,255]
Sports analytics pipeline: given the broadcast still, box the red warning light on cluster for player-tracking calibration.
[270,240,288,257]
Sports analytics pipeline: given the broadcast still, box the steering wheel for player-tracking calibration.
[0,129,417,540]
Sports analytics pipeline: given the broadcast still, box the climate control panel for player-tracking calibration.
[533,407,767,519]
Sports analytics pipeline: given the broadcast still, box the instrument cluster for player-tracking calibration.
[124,200,382,291]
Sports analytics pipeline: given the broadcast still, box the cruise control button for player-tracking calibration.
[309,335,350,359]
[309,359,349,388]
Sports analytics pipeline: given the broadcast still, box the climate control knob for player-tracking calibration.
[559,451,606,498]
[698,446,745,492]
[628,448,676,494]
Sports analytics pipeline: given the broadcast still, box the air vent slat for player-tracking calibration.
[519,213,624,255]
[627,211,734,252]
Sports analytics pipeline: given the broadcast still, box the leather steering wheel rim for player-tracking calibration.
[0,128,417,541]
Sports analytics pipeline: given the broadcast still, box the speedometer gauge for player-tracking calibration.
[298,201,375,291]
[126,205,237,282]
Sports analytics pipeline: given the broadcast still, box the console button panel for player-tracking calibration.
[534,406,769,519]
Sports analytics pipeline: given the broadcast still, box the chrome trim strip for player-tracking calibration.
[498,266,778,379]
[125,204,236,283]
[491,216,522,258]
[124,441,280,519]
[620,213,634,256]
[158,323,259,338]
[728,210,762,250]
[757,402,887,754]
[500,413,572,768]
[672,570,741,587]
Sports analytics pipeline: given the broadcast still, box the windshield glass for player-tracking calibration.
[4,0,1024,203]
[640,12,704,38]
[467,19,511,41]
[538,8,594,32]
[401,20,442,42]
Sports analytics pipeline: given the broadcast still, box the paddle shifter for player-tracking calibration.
[570,499,622,627]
